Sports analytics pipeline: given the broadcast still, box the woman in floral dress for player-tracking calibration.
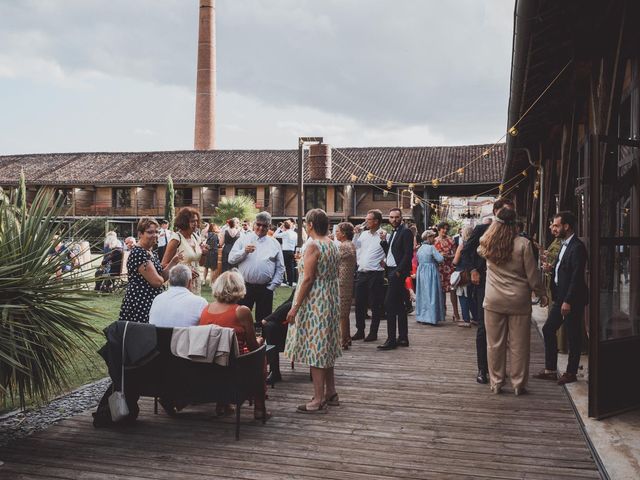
[434,221,460,322]
[285,209,341,414]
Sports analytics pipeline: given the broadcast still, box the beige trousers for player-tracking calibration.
[485,310,531,390]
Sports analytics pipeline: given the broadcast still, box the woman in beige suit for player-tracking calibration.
[478,207,548,395]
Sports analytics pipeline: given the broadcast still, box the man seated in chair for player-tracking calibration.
[261,290,295,385]
[149,264,208,327]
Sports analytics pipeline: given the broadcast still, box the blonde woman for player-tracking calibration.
[478,207,548,395]
[199,270,268,419]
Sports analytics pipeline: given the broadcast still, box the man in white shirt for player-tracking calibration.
[157,219,169,262]
[274,220,298,286]
[239,220,252,238]
[229,211,285,327]
[149,264,208,327]
[352,209,386,342]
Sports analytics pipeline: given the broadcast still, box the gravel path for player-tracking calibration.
[0,377,110,447]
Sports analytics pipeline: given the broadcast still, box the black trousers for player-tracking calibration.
[283,250,296,285]
[157,245,166,264]
[470,282,488,372]
[542,301,584,374]
[239,283,274,327]
[385,268,409,342]
[355,270,385,335]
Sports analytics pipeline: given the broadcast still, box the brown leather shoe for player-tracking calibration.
[557,372,577,385]
[532,369,558,381]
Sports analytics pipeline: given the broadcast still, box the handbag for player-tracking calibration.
[108,321,130,422]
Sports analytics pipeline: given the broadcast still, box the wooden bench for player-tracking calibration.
[123,326,266,440]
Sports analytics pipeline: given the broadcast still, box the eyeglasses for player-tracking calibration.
[145,230,158,235]
[255,222,269,229]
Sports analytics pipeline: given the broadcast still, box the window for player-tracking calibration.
[219,187,226,196]
[235,187,257,201]
[112,188,131,208]
[334,187,344,212]
[55,188,73,206]
[264,187,270,209]
[305,186,327,212]
[175,188,193,207]
[373,189,390,201]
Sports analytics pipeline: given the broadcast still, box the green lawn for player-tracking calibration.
[1,286,293,413]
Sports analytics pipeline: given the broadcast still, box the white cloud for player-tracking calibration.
[0,0,515,153]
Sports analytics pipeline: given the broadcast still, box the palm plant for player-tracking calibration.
[212,195,259,225]
[0,188,99,409]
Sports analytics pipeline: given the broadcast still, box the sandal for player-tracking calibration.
[254,411,272,421]
[325,393,340,406]
[296,401,328,414]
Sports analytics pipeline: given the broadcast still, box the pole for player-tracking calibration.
[297,140,304,247]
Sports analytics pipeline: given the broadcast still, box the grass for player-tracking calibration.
[1,285,293,414]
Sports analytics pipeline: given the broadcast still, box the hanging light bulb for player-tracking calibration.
[386,180,393,189]
[509,126,518,136]
[521,170,528,177]
[498,184,504,193]
[456,168,464,176]
[533,189,539,199]
[482,150,490,159]
[383,189,388,198]
[408,183,415,190]
[431,179,440,188]
[366,172,374,182]
[350,174,358,182]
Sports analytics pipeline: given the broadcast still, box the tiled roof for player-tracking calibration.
[0,144,504,187]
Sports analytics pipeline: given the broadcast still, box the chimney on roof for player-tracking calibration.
[194,0,215,150]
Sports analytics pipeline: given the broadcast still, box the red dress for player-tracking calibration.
[199,304,250,354]
[434,236,456,293]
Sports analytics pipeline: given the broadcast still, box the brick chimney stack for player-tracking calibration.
[194,0,215,150]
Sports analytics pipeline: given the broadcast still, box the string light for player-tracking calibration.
[365,172,374,182]
[431,179,440,188]
[521,170,528,177]
[408,183,415,190]
[482,150,490,159]
[386,180,393,189]
[350,174,358,182]
[508,126,518,137]
[498,184,504,193]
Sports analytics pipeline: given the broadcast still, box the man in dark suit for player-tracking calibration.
[535,211,588,385]
[378,208,415,350]
[460,197,515,383]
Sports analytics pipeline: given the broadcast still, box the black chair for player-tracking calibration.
[124,327,266,440]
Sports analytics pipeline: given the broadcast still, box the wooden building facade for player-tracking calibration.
[0,144,504,228]
[504,0,640,418]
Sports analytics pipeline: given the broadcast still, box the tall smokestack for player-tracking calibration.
[194,0,215,150]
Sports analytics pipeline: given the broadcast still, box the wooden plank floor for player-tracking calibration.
[1,310,600,480]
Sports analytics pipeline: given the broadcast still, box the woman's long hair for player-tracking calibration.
[478,208,517,265]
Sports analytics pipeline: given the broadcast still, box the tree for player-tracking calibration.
[0,187,98,409]
[165,175,175,229]
[211,195,259,226]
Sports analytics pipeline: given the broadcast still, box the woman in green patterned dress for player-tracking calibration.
[285,209,341,413]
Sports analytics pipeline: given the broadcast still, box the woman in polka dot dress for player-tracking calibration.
[119,217,182,323]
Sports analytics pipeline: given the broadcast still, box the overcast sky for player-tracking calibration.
[0,0,514,155]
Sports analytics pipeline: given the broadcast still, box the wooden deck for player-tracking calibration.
[2,312,600,479]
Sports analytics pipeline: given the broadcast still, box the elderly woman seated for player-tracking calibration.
[199,270,269,419]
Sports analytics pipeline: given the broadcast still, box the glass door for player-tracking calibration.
[588,134,640,418]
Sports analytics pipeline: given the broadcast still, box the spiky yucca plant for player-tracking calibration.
[0,188,99,409]
[212,195,259,226]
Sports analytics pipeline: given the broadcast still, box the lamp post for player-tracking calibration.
[297,136,326,247]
